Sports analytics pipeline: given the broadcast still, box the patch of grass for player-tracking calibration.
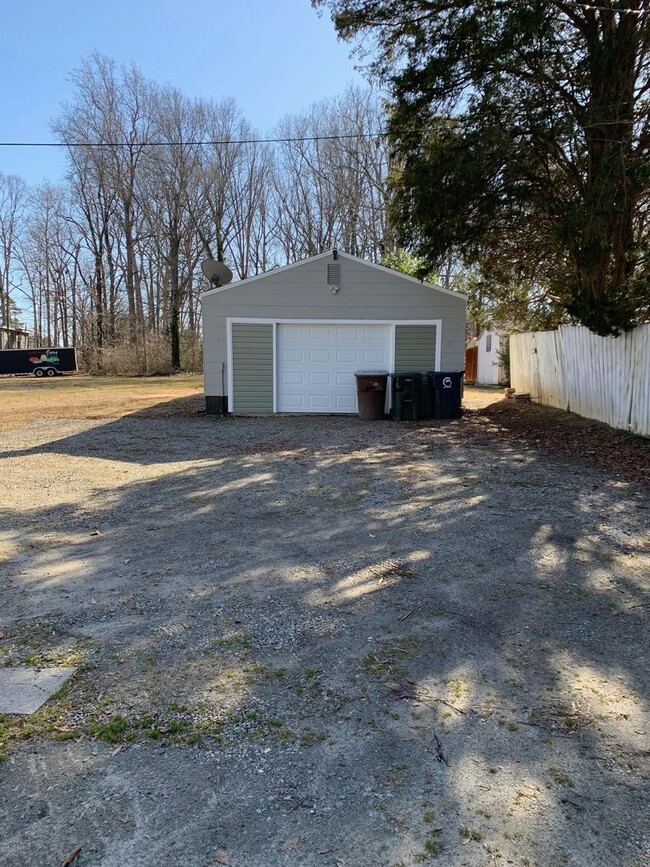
[449,678,464,700]
[51,730,77,742]
[362,637,423,680]
[382,707,400,720]
[548,768,575,788]
[273,727,295,742]
[211,633,253,652]
[424,835,444,856]
[423,810,436,824]
[303,668,319,679]
[90,715,129,743]
[300,731,327,747]
[459,826,482,842]
[413,828,444,860]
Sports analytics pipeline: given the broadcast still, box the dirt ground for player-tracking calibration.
[0,377,648,867]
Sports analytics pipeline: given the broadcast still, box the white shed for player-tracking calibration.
[476,328,508,386]
[200,250,467,414]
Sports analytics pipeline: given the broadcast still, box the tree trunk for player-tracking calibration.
[168,234,181,370]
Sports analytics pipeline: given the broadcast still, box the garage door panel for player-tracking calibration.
[309,394,332,410]
[277,323,390,414]
[363,349,386,364]
[282,371,303,385]
[281,394,304,409]
[282,327,307,346]
[282,348,304,363]
[336,393,358,411]
[309,349,331,363]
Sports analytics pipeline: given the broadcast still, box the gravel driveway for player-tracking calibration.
[0,407,648,866]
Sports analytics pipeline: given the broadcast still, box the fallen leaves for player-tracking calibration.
[60,848,81,867]
[479,401,649,485]
[280,838,301,853]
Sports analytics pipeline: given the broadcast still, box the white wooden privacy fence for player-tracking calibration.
[510,324,650,437]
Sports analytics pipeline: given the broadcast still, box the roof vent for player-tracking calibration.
[327,263,341,286]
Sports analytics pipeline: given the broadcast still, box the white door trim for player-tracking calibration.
[226,318,443,412]
[226,318,234,412]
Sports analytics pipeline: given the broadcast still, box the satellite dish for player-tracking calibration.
[201,258,233,287]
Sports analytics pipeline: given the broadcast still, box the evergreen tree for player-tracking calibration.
[314,1,650,335]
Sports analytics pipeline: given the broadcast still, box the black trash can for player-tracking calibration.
[355,370,388,420]
[429,371,464,419]
[391,372,424,421]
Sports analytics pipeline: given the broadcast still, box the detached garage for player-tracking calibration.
[201,250,466,415]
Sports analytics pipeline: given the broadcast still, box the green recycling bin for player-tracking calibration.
[391,372,425,421]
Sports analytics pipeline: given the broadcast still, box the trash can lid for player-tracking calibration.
[355,370,388,376]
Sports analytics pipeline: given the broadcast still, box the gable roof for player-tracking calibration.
[200,250,467,302]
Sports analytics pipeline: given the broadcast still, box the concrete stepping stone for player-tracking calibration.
[0,666,76,714]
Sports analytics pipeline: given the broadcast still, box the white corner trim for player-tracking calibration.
[226,319,234,412]
[272,322,278,413]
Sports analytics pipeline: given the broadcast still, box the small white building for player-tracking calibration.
[474,328,508,385]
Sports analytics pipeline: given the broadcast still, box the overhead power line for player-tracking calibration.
[0,131,389,149]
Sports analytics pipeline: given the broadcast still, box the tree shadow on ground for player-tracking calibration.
[0,405,648,866]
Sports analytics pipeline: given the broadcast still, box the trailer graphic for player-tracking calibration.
[0,347,77,377]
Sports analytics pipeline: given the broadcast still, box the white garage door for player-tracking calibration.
[277,324,391,413]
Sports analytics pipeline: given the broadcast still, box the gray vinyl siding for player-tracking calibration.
[394,325,438,372]
[232,323,273,413]
[201,252,466,405]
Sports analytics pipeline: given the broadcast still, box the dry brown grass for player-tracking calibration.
[0,374,204,432]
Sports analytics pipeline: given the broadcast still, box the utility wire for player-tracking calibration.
[0,131,389,149]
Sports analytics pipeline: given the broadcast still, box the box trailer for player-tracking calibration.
[0,347,77,377]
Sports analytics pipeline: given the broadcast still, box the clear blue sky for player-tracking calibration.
[0,0,366,186]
